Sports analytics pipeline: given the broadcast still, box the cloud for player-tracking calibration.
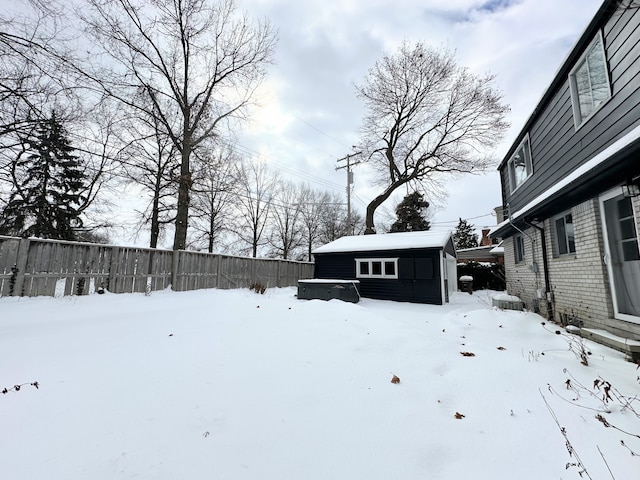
[234,0,604,233]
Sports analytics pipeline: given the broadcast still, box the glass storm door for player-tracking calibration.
[601,189,640,322]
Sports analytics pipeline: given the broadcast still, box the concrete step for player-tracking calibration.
[580,328,640,361]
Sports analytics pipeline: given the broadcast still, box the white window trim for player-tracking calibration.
[508,134,533,193]
[355,258,399,279]
[553,210,576,257]
[569,29,611,130]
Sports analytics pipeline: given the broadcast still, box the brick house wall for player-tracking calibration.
[546,199,612,325]
[504,226,547,315]
[504,195,640,340]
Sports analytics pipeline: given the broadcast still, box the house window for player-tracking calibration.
[554,212,576,256]
[508,136,533,192]
[569,31,611,127]
[514,235,525,264]
[356,258,399,279]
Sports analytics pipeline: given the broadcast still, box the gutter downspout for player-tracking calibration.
[524,218,554,322]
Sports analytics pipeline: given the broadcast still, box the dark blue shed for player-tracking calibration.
[312,231,457,304]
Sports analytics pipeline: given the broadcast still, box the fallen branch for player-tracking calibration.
[2,381,39,395]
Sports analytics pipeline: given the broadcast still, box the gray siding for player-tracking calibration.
[501,4,640,215]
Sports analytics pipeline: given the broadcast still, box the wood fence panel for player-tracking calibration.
[173,252,228,292]
[107,247,172,294]
[149,250,173,292]
[0,236,313,298]
[218,255,248,289]
[0,236,19,296]
[252,259,278,288]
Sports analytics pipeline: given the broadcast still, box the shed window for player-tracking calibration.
[569,31,611,128]
[355,258,399,279]
[359,262,369,275]
[384,261,396,276]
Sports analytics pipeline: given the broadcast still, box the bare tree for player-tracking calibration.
[77,0,277,250]
[318,192,362,244]
[355,42,509,234]
[0,3,82,194]
[119,110,179,248]
[0,5,68,140]
[0,3,120,238]
[233,158,280,257]
[298,185,332,261]
[189,142,239,253]
[268,180,303,259]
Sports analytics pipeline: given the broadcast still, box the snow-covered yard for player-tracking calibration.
[1,287,639,479]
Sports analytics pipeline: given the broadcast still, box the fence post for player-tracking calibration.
[108,247,120,293]
[11,238,30,296]
[215,254,221,288]
[171,250,180,291]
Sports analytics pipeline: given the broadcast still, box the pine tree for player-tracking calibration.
[0,112,87,240]
[389,192,430,232]
[453,218,479,249]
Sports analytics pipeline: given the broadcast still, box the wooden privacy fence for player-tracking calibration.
[0,235,314,298]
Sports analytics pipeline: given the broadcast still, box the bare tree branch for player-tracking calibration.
[355,42,510,233]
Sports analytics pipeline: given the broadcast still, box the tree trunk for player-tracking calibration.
[172,140,191,251]
[365,184,400,234]
[150,170,162,249]
[207,200,215,253]
[252,228,258,258]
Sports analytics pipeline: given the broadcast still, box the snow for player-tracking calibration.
[491,292,523,302]
[582,328,640,348]
[298,279,360,284]
[491,123,640,236]
[456,245,493,252]
[312,230,452,254]
[1,287,639,480]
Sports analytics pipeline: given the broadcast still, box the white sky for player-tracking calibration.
[232,0,603,232]
[1,0,606,246]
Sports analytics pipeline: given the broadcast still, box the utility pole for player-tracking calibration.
[336,152,361,235]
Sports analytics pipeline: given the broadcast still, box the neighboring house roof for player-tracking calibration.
[489,242,504,255]
[491,123,640,236]
[312,230,453,254]
[456,244,504,262]
[456,245,495,253]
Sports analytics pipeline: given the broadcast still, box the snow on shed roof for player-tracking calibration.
[312,230,453,254]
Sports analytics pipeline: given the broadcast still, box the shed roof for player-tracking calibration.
[312,230,453,254]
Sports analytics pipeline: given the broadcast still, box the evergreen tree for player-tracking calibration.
[389,192,430,232]
[453,218,479,249]
[0,112,87,240]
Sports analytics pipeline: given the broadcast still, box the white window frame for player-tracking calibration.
[508,135,533,193]
[514,235,525,264]
[355,258,399,279]
[569,30,611,129]
[553,210,576,256]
